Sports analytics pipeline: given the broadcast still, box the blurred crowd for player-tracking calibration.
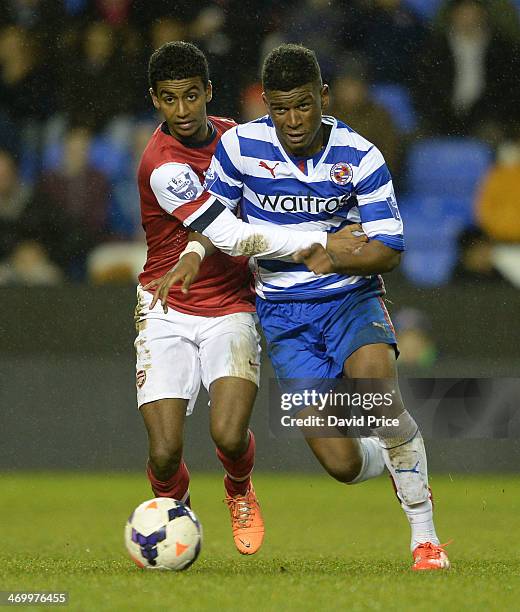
[0,0,519,287]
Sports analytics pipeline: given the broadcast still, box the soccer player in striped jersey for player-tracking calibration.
[152,44,450,570]
[136,42,363,556]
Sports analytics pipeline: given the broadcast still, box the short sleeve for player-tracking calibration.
[353,146,405,251]
[150,162,214,224]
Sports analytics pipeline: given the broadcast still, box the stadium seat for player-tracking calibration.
[370,83,418,133]
[406,138,493,203]
[404,191,475,227]
[87,241,147,284]
[402,247,458,286]
[400,194,467,230]
[399,195,465,286]
[41,140,62,171]
[64,0,88,15]
[42,134,130,181]
[90,135,131,181]
[403,0,442,20]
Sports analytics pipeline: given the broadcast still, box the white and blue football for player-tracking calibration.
[125,498,202,570]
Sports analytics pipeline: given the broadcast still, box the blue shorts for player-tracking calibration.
[256,279,398,382]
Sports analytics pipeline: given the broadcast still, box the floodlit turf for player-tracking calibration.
[1,472,519,611]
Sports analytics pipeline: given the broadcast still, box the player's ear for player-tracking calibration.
[261,92,269,111]
[321,84,330,111]
[206,81,213,103]
[150,88,160,110]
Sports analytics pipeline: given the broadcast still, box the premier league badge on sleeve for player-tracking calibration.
[330,162,353,186]
[166,169,200,200]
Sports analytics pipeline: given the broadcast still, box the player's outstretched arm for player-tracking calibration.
[190,199,330,259]
[150,162,330,261]
[294,237,401,276]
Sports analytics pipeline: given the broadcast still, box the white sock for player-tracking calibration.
[373,411,441,551]
[400,494,440,551]
[348,437,386,484]
[379,432,440,551]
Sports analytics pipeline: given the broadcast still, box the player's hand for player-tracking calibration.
[143,252,202,313]
[293,243,335,275]
[293,224,367,275]
[327,223,367,254]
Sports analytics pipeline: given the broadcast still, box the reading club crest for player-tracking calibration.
[330,162,353,186]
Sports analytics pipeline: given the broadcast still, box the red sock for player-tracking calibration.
[146,460,190,502]
[216,430,255,497]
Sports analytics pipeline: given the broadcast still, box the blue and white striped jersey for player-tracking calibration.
[207,115,404,301]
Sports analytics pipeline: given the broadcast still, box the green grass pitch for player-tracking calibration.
[2,472,519,611]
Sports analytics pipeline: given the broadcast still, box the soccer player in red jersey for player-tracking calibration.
[136,42,362,555]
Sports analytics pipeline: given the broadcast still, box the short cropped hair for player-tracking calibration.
[262,44,322,92]
[148,41,209,92]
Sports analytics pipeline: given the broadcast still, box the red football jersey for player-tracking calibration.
[138,117,254,317]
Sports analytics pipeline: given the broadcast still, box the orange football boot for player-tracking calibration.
[224,482,265,555]
[412,541,451,571]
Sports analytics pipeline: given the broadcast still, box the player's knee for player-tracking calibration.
[323,454,363,484]
[149,440,183,480]
[211,422,248,460]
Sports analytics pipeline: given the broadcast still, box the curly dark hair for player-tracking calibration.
[262,44,322,92]
[148,41,209,92]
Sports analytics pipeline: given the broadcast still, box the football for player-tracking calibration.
[124,498,202,570]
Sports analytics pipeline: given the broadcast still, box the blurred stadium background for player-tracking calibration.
[1,0,520,471]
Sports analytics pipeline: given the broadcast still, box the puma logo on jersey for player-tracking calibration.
[259,160,280,178]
